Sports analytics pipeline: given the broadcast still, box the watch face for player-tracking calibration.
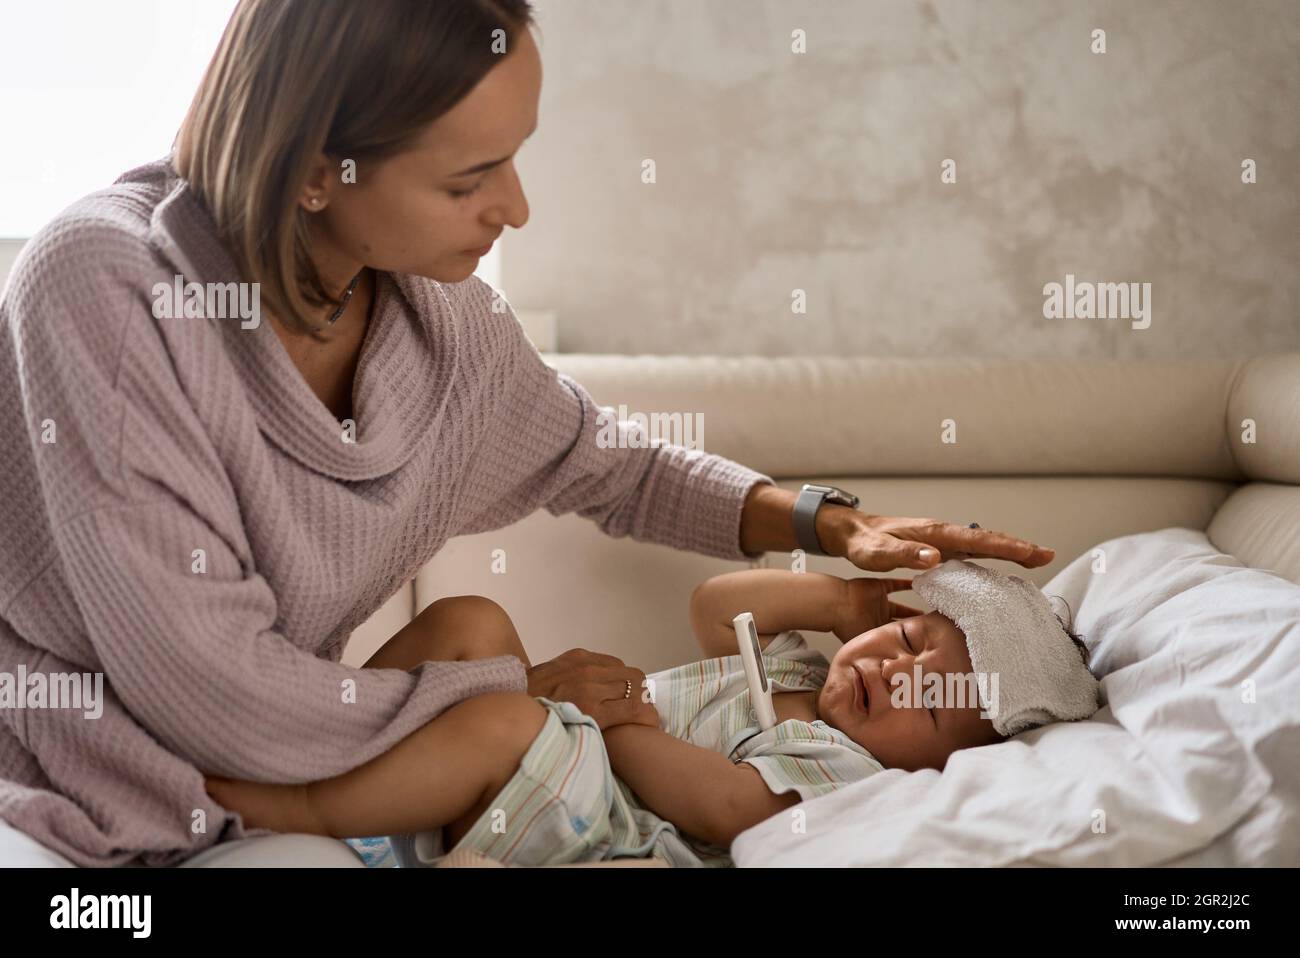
[827,489,859,507]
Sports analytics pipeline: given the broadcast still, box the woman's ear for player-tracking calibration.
[297,152,337,208]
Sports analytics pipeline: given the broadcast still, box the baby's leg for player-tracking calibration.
[207,691,547,840]
[363,595,532,670]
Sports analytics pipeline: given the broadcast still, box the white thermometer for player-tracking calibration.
[733,612,777,730]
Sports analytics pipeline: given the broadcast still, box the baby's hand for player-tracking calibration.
[833,577,923,642]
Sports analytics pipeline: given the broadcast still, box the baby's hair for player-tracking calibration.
[1047,595,1091,668]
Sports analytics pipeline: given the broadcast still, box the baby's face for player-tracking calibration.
[817,611,1003,771]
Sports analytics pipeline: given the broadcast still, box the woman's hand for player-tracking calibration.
[741,485,1054,573]
[526,649,660,731]
[833,577,923,643]
[838,513,1055,572]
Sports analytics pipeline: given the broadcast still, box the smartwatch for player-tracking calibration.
[793,483,860,556]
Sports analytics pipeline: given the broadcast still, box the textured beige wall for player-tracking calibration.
[509,0,1299,358]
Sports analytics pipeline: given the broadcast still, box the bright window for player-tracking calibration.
[0,0,502,286]
[0,1,238,238]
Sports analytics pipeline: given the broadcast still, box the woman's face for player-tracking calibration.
[309,26,543,285]
[817,611,1004,771]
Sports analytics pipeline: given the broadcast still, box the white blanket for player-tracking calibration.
[731,528,1300,866]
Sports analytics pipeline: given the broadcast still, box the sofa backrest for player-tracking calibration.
[545,353,1299,585]
[546,355,1247,479]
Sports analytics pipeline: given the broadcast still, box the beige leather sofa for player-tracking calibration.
[343,352,1300,677]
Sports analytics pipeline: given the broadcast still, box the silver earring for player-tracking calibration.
[309,196,321,207]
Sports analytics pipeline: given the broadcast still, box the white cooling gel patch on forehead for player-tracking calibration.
[911,560,1101,735]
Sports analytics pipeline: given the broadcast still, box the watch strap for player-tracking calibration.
[793,484,831,556]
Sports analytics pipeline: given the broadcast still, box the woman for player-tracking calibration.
[0,0,1051,867]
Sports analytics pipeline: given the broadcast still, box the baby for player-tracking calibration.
[206,562,1099,867]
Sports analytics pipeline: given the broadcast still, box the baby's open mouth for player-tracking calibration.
[853,665,869,714]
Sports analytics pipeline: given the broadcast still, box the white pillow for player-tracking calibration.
[731,528,1300,866]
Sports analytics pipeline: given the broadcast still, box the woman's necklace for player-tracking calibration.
[325,269,364,326]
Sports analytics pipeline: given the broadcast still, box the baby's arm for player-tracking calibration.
[602,724,798,847]
[689,569,850,656]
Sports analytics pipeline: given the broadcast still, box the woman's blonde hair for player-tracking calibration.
[173,0,537,334]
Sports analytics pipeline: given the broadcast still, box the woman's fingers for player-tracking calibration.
[561,676,656,730]
[592,674,645,706]
[527,649,635,698]
[866,518,1054,570]
[959,544,1056,567]
[936,525,1054,566]
[537,658,657,729]
[873,537,939,571]
[520,651,663,730]
[589,694,660,731]
[849,535,936,572]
